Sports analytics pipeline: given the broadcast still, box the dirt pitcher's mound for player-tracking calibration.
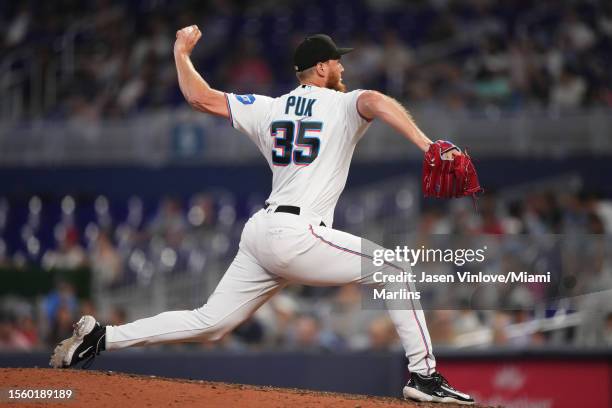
[0,368,479,408]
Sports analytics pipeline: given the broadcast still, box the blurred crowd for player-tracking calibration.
[420,189,612,236]
[1,287,127,352]
[1,186,611,352]
[2,0,612,120]
[3,285,611,352]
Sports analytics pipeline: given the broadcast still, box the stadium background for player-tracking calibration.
[1,0,611,406]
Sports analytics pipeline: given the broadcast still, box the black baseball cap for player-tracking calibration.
[293,34,353,72]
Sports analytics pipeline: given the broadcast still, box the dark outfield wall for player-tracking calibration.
[1,157,611,199]
[2,351,404,396]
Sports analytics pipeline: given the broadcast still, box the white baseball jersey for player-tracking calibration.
[105,84,436,378]
[225,85,372,226]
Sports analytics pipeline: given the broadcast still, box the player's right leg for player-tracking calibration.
[50,223,285,368]
[104,248,285,350]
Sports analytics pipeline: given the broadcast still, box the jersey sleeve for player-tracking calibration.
[225,93,274,145]
[341,90,373,141]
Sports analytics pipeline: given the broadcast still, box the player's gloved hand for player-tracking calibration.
[174,25,202,56]
[422,140,483,199]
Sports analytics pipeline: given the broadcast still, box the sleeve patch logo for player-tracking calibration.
[235,94,256,105]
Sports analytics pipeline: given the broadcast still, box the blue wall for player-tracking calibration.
[1,351,405,397]
[3,349,609,397]
[2,157,611,199]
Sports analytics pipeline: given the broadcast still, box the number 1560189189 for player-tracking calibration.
[4,388,74,400]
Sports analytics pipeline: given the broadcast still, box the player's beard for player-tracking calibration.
[326,69,346,93]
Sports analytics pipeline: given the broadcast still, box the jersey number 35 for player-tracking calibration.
[270,120,322,166]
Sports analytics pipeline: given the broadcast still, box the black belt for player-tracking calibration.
[264,203,326,227]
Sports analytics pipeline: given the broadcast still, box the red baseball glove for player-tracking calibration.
[422,140,483,199]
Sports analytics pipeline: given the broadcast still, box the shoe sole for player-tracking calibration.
[49,315,96,368]
[403,386,475,405]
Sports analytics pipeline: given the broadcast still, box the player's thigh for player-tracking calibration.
[196,248,286,329]
[280,225,384,286]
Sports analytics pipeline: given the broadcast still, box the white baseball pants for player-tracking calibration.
[106,208,435,375]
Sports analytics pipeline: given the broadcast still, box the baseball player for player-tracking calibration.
[50,27,474,405]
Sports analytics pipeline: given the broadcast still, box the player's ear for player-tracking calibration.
[315,61,327,77]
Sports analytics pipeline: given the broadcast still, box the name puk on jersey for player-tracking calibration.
[285,96,316,116]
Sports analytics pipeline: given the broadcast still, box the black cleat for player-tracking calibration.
[49,315,106,369]
[403,371,475,405]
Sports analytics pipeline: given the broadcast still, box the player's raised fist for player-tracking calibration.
[174,25,202,56]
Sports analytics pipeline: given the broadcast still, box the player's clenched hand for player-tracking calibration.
[174,25,202,56]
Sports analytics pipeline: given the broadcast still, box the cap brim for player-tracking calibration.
[337,47,354,56]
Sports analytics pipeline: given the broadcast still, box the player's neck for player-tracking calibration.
[299,79,325,88]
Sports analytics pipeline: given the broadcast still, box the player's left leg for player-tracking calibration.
[258,218,473,405]
[264,222,436,376]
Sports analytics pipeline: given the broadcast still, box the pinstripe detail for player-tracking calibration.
[307,224,433,373]
[409,301,433,375]
[224,93,234,128]
[308,224,382,263]
[356,94,373,122]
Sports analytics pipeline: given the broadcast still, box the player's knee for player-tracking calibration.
[205,320,237,342]
[192,307,239,342]
[206,330,225,342]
